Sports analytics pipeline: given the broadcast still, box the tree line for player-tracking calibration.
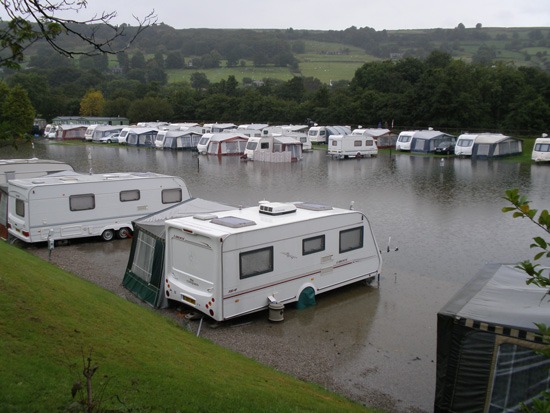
[1,49,549,140]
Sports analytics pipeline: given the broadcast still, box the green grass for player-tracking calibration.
[0,242,376,413]
[167,66,296,84]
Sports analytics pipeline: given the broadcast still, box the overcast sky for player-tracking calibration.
[64,0,550,31]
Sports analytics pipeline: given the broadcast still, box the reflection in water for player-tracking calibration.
[3,140,547,412]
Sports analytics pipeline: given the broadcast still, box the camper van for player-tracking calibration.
[327,134,378,159]
[8,172,189,243]
[164,201,382,321]
[308,126,351,144]
[395,131,416,151]
[84,125,99,141]
[196,134,212,154]
[531,135,550,162]
[243,135,302,162]
[454,133,478,156]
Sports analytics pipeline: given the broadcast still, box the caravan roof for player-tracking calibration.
[352,128,391,137]
[471,133,511,144]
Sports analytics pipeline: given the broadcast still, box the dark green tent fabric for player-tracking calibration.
[122,197,234,308]
[435,263,550,412]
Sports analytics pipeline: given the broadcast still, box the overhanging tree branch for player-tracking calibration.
[1,0,157,68]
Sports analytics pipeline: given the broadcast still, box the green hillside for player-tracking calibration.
[0,241,375,412]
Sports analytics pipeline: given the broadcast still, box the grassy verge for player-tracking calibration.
[0,242,376,412]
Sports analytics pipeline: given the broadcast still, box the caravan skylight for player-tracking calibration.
[296,202,333,211]
[210,216,256,228]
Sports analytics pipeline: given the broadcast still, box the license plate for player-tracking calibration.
[182,295,196,305]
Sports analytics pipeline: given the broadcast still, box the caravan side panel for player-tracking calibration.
[165,208,382,321]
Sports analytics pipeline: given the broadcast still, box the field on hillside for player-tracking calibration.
[166,40,377,84]
[159,27,550,85]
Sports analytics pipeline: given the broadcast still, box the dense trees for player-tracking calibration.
[1,40,549,131]
[0,82,35,143]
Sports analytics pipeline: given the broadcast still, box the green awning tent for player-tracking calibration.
[122,197,234,308]
[435,263,550,412]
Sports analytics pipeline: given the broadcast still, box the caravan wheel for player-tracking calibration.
[101,229,115,241]
[118,227,131,239]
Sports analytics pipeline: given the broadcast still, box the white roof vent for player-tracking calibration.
[259,202,297,216]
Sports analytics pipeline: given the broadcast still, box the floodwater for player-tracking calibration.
[3,140,549,412]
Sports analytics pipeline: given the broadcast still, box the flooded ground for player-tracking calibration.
[4,140,549,412]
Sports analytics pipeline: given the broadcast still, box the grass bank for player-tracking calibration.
[0,242,376,412]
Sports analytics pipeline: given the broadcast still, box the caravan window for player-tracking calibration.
[354,140,362,147]
[339,227,364,253]
[162,188,182,204]
[331,140,338,146]
[15,199,25,217]
[303,235,325,255]
[239,246,273,279]
[260,142,270,149]
[70,194,95,211]
[120,190,140,202]
[535,143,550,152]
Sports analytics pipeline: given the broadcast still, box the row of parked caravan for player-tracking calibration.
[44,121,549,162]
[395,129,550,161]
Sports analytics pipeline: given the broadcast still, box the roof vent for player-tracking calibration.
[259,202,297,216]
[296,202,333,211]
[211,216,256,228]
[193,213,218,221]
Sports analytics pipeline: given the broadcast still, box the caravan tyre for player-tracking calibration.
[101,229,115,241]
[118,227,131,239]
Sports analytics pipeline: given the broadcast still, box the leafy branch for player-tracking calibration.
[502,188,550,292]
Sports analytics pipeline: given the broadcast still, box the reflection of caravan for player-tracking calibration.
[8,172,189,243]
[328,134,378,159]
[531,134,550,162]
[164,201,382,321]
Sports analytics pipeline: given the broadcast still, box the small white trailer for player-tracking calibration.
[164,201,382,321]
[8,172,189,243]
[532,135,550,162]
[327,134,378,159]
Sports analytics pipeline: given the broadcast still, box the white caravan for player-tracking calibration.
[8,172,189,243]
[328,134,378,159]
[454,133,478,156]
[164,201,382,321]
[308,125,351,144]
[262,125,312,151]
[84,125,99,141]
[532,135,550,162]
[243,135,302,162]
[395,131,416,151]
[196,133,212,154]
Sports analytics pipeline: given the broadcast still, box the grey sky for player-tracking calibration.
[63,0,549,31]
